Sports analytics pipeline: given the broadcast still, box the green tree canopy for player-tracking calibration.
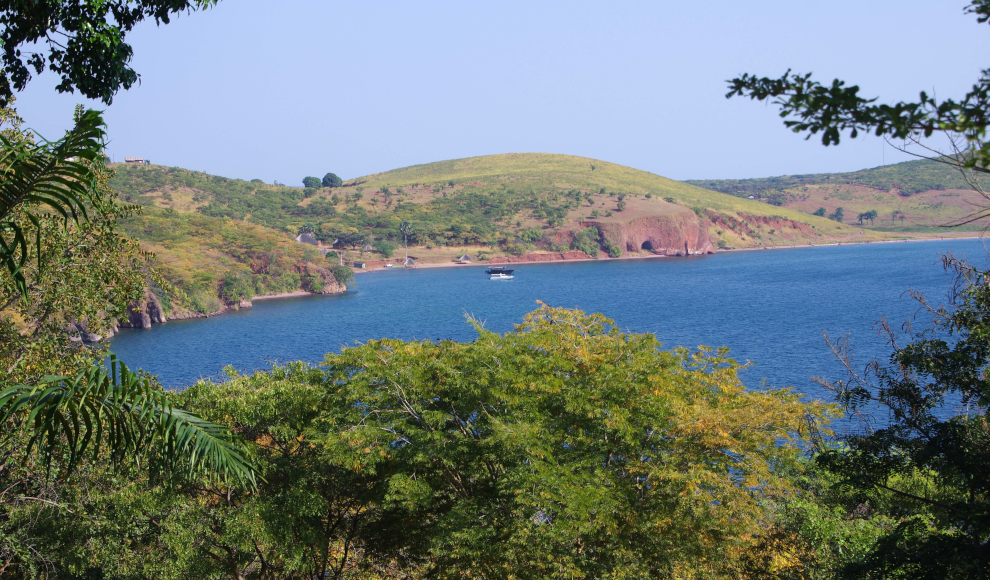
[302,176,321,188]
[322,172,342,188]
[0,0,220,106]
[319,304,832,578]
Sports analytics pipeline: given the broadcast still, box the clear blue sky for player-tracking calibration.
[16,0,990,184]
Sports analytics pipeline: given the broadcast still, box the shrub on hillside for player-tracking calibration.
[220,270,254,304]
[571,227,600,258]
[330,264,354,288]
[373,239,397,258]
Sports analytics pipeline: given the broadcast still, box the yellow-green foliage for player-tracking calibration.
[120,209,325,314]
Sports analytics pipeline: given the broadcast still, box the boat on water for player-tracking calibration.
[490,273,514,280]
[485,266,515,275]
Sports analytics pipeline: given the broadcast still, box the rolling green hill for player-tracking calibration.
[685,157,990,229]
[112,153,968,318]
[687,157,973,197]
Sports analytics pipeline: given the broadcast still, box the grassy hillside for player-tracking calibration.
[119,209,336,317]
[686,157,990,230]
[111,153,975,315]
[687,157,974,197]
[111,153,874,258]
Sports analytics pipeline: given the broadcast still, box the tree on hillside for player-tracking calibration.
[726,0,990,223]
[828,207,844,222]
[865,209,878,224]
[399,220,412,260]
[302,176,321,188]
[322,172,342,188]
[373,239,396,258]
[0,0,221,106]
[813,207,827,217]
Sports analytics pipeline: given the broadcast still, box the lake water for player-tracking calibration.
[112,239,987,417]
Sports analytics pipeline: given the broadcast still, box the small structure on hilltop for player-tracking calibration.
[362,244,374,252]
[457,254,472,264]
[294,233,318,246]
[124,157,145,164]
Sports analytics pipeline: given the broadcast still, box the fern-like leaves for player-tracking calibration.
[0,354,257,488]
[0,109,106,298]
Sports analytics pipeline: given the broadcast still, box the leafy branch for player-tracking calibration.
[0,354,256,487]
[0,108,105,299]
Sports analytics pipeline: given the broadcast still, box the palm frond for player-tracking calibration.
[0,354,257,488]
[0,109,106,298]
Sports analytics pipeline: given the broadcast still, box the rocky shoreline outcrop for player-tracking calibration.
[80,266,348,341]
[118,288,167,329]
[586,212,716,256]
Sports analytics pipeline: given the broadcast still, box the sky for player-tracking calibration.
[14,0,990,185]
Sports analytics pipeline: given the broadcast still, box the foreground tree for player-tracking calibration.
[729,5,990,575]
[727,0,990,222]
[0,0,221,106]
[815,256,990,578]
[324,304,833,578]
[0,105,255,576]
[24,306,835,578]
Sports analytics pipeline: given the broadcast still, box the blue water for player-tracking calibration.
[112,239,987,413]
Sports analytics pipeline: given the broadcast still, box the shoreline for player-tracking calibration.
[252,291,313,300]
[352,233,987,276]
[132,234,987,331]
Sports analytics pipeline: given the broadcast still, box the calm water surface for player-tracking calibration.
[112,239,988,411]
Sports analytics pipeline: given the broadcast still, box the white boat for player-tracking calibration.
[490,273,514,280]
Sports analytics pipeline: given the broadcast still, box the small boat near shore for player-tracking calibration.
[485,266,515,275]
[490,273,514,280]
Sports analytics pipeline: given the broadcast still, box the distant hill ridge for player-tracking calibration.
[687,157,971,197]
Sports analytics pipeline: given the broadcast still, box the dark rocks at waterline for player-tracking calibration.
[67,319,115,343]
[119,288,167,329]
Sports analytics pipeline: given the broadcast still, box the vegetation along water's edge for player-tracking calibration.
[105,152,986,335]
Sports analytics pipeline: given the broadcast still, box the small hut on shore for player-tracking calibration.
[403,257,416,268]
[456,254,472,264]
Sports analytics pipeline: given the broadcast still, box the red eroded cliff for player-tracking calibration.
[587,212,715,256]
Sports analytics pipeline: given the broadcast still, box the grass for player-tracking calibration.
[119,208,334,315]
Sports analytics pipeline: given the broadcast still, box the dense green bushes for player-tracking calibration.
[6,282,990,577]
[1,306,839,579]
[570,226,600,257]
